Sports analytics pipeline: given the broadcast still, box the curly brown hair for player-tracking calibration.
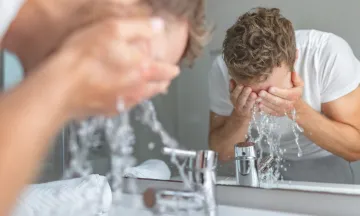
[147,0,210,66]
[222,7,296,83]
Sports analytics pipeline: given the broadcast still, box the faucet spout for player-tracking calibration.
[234,142,259,187]
[234,142,279,187]
[153,147,219,216]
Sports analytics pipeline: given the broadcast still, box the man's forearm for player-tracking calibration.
[209,117,249,161]
[0,70,69,216]
[295,100,360,161]
[3,0,67,71]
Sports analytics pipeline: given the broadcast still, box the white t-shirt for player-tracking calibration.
[209,29,360,161]
[0,0,25,38]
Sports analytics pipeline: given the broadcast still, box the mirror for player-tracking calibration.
[3,0,359,193]
[106,0,360,189]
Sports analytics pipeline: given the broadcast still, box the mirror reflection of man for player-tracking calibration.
[209,7,360,184]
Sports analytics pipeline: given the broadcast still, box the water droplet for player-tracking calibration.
[297,151,303,157]
[148,142,155,150]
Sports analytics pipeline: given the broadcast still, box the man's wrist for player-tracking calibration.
[30,51,79,122]
[229,111,251,127]
[3,0,69,71]
[293,98,309,123]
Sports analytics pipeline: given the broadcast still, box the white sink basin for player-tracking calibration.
[109,194,308,216]
[216,176,360,195]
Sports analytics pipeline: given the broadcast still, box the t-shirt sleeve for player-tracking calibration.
[208,56,234,116]
[319,34,360,103]
[0,0,26,38]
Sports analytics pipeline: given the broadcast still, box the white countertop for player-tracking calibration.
[109,193,309,216]
[172,175,360,195]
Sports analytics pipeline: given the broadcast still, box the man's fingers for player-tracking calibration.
[119,0,141,5]
[142,61,180,82]
[142,81,171,98]
[124,81,170,108]
[230,85,243,105]
[244,93,257,112]
[268,87,302,101]
[259,99,283,114]
[259,90,285,106]
[259,90,294,111]
[259,104,280,116]
[117,17,165,40]
[237,87,252,108]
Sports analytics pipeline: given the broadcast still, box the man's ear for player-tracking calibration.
[229,78,236,92]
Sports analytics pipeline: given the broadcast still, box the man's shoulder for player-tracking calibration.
[295,29,333,48]
[297,30,352,58]
[212,55,228,73]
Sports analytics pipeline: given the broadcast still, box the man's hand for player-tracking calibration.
[3,0,144,72]
[258,72,304,117]
[229,79,257,121]
[33,17,179,119]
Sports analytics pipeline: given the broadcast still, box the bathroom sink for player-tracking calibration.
[216,176,360,195]
[109,193,307,216]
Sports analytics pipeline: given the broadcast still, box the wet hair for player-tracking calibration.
[222,7,296,83]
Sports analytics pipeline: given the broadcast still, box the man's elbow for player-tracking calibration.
[344,154,360,162]
[340,150,360,162]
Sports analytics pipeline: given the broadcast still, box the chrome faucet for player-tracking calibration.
[234,141,277,187]
[234,142,259,187]
[143,147,218,216]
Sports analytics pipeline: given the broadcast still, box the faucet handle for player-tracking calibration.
[162,147,218,170]
[162,147,197,159]
[194,150,218,171]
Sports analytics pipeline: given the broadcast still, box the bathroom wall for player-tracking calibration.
[175,0,360,182]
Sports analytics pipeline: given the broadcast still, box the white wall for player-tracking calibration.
[175,0,360,181]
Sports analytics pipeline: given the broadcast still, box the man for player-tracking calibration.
[0,0,209,215]
[3,0,208,72]
[209,7,360,184]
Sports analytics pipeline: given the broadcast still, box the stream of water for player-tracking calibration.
[247,104,304,183]
[61,99,193,215]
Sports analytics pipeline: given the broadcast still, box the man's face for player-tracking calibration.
[5,1,190,72]
[233,62,293,95]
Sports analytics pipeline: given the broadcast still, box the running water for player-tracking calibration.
[290,109,304,157]
[247,104,303,184]
[137,100,193,190]
[62,99,193,215]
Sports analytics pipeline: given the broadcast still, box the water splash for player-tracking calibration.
[62,99,192,215]
[105,110,137,203]
[137,100,179,148]
[248,106,303,183]
[290,109,303,157]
